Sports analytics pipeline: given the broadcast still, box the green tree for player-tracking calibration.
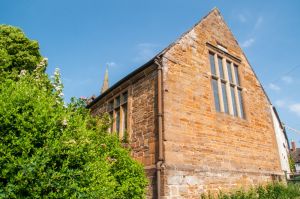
[0,25,43,75]
[0,66,147,199]
[289,155,296,174]
[0,25,147,198]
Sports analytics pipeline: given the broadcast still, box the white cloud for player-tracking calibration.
[268,83,281,91]
[281,76,293,84]
[241,38,255,48]
[238,14,247,23]
[133,43,160,62]
[275,100,286,108]
[289,103,300,117]
[254,16,263,29]
[106,62,117,68]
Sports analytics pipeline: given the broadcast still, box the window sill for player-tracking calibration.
[215,111,247,122]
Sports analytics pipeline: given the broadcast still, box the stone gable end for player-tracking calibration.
[89,8,283,199]
[160,8,282,198]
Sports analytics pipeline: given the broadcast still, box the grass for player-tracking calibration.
[200,183,300,199]
[293,176,300,180]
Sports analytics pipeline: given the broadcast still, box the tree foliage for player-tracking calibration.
[289,155,296,174]
[0,25,42,75]
[0,25,147,198]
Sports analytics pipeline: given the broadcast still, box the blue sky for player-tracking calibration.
[1,0,300,144]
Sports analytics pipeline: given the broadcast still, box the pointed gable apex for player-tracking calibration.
[159,7,240,57]
[159,7,271,105]
[88,8,271,108]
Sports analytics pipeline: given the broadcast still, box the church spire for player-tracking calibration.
[101,65,109,94]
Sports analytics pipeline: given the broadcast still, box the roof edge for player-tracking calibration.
[156,7,220,57]
[87,7,220,108]
[86,57,157,108]
[272,106,290,146]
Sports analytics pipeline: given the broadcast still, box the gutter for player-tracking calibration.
[155,58,164,199]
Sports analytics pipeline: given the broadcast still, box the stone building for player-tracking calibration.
[270,106,290,177]
[290,141,300,173]
[87,8,284,198]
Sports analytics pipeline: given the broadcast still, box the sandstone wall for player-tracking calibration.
[90,65,158,198]
[160,9,282,198]
[90,8,283,198]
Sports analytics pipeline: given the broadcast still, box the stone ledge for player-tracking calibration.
[164,163,284,176]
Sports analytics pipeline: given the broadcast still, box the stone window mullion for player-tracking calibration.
[120,105,124,139]
[113,102,116,132]
[127,86,133,141]
[230,85,238,116]
[120,92,128,140]
[231,62,243,118]
[223,59,233,115]
[231,62,237,87]
[214,54,224,112]
[230,62,241,117]
[234,86,242,118]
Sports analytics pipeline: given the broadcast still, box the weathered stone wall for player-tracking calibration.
[90,8,283,198]
[90,65,158,198]
[161,8,282,198]
[130,67,158,197]
[162,165,273,198]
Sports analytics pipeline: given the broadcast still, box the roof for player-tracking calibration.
[86,57,156,108]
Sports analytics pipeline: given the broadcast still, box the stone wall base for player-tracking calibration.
[160,165,284,199]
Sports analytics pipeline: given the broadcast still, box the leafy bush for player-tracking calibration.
[289,155,296,174]
[200,183,300,199]
[0,25,42,75]
[0,68,147,198]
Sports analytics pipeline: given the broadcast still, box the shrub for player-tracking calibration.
[200,183,300,199]
[0,71,147,198]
